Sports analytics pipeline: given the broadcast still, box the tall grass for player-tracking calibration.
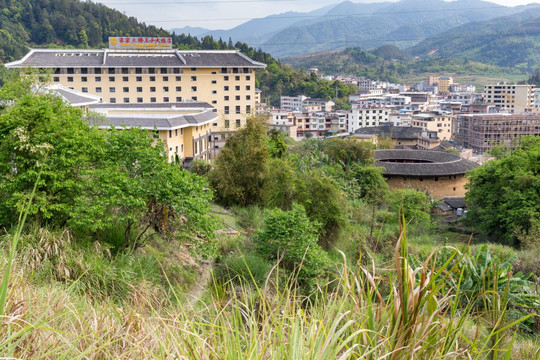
[1,218,537,358]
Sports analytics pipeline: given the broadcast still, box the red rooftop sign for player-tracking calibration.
[109,37,172,49]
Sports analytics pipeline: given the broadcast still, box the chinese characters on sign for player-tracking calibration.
[109,37,173,49]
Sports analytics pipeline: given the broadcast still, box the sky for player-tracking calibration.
[91,0,540,31]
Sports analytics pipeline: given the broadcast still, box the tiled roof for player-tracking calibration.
[374,149,478,176]
[87,109,217,130]
[6,49,266,68]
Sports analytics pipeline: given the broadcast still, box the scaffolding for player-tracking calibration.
[460,114,540,153]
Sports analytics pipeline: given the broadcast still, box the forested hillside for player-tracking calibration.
[0,0,169,62]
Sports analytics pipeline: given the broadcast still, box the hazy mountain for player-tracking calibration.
[409,7,540,69]
[260,0,524,58]
[170,26,209,37]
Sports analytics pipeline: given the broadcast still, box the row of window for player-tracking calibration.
[109,97,184,103]
[58,67,184,75]
[224,119,243,128]
[80,86,252,96]
[224,105,251,114]
[55,74,250,82]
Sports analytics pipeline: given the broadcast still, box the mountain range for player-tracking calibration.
[170,0,540,58]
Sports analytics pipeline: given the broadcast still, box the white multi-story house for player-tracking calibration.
[351,94,411,109]
[482,83,534,114]
[348,107,390,133]
[280,95,307,111]
[534,88,540,109]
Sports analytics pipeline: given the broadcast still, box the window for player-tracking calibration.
[109,76,115,82]
[175,76,181,81]
[191,86,197,92]
[135,68,142,74]
[150,76,155,82]
[224,76,229,81]
[67,77,73,82]
[163,86,169,92]
[96,87,102,93]
[191,96,197,101]
[246,105,251,113]
[53,77,59,82]
[109,87,116,93]
[211,100,217,104]
[235,95,240,100]
[123,76,128,82]
[235,105,241,114]
[175,146,178,153]
[108,68,115,74]
[82,87,88,93]
[246,95,251,100]
[95,76,101,82]
[224,86,229,91]
[137,87,142,93]
[224,96,229,101]
[176,97,182,102]
[181,144,184,152]
[175,129,178,136]
[212,90,217,94]
[175,86,181,91]
[235,86,240,91]
[224,120,230,128]
[161,68,168,74]
[191,76,197,81]
[173,68,181,74]
[136,76,142,82]
[211,80,217,84]
[150,97,156,103]
[137,97,143,103]
[235,76,240,81]
[236,119,241,128]
[123,98,129,103]
[150,87,156,92]
[246,85,251,90]
[123,87,129,93]
[148,68,156,74]
[213,123,218,127]
[94,68,102,74]
[67,68,74,74]
[163,76,168,82]
[169,130,172,138]
[163,97,169,103]
[110,98,116,103]
[122,68,129,74]
[81,77,87,82]
[224,106,229,114]
[246,76,251,81]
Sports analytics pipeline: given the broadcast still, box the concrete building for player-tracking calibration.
[535,88,540,109]
[351,94,411,109]
[411,112,454,141]
[88,102,217,163]
[482,83,534,114]
[268,109,299,140]
[5,47,266,154]
[459,113,540,153]
[437,77,453,94]
[354,125,441,149]
[280,95,307,112]
[347,107,390,133]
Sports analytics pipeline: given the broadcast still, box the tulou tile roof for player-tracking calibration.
[374,149,479,177]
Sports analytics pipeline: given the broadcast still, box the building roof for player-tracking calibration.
[374,149,478,176]
[443,197,467,209]
[5,49,267,69]
[87,109,217,130]
[43,85,102,106]
[355,126,422,140]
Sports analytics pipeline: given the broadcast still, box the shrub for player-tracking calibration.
[390,189,432,227]
[254,204,330,289]
[189,158,213,176]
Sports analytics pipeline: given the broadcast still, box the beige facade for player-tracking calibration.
[411,112,454,140]
[385,174,469,199]
[482,83,534,114]
[6,49,266,154]
[437,77,453,94]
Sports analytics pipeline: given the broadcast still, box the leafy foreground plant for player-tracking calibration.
[1,223,538,359]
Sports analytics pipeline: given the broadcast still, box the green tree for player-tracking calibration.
[209,115,269,207]
[71,127,215,250]
[266,129,287,158]
[466,136,540,244]
[323,138,374,169]
[255,204,330,288]
[390,189,432,227]
[0,88,102,227]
